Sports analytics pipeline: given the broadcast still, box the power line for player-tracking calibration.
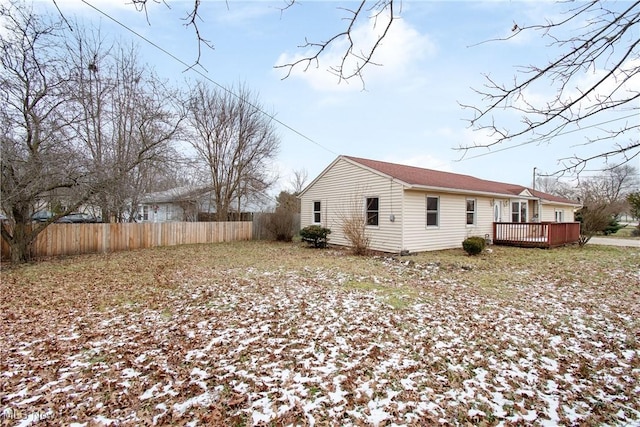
[79,0,338,156]
[458,113,639,161]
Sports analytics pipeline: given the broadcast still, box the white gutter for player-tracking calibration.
[405,184,580,207]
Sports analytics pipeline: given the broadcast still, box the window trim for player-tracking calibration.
[466,198,476,226]
[365,196,379,227]
[511,200,528,223]
[313,201,321,224]
[555,209,564,222]
[426,195,439,228]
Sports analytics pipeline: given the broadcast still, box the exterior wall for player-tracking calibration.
[139,203,186,223]
[402,191,497,252]
[502,200,575,223]
[300,157,579,253]
[540,203,576,222]
[300,158,404,252]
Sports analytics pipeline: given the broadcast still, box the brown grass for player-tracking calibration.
[1,241,638,426]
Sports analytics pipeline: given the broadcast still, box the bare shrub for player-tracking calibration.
[338,192,371,255]
[576,204,614,246]
[254,211,297,242]
[341,214,370,255]
[267,210,297,242]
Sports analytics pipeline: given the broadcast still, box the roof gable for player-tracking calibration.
[342,156,579,205]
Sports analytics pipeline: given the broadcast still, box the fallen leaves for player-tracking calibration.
[1,242,638,426]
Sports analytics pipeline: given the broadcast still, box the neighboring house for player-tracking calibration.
[137,185,262,223]
[138,186,215,223]
[299,156,582,253]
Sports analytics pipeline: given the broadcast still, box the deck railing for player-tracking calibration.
[493,222,580,248]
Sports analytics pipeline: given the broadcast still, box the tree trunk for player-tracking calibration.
[7,222,35,263]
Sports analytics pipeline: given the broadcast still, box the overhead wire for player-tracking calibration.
[79,0,338,156]
[459,113,639,161]
[78,1,637,165]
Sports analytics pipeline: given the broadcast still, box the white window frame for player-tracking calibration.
[466,198,476,226]
[555,209,564,222]
[313,201,321,224]
[426,196,439,228]
[365,196,379,227]
[511,200,528,223]
[142,205,149,221]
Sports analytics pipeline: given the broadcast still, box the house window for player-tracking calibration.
[366,197,379,226]
[313,201,321,223]
[142,205,149,221]
[511,201,528,223]
[555,210,564,222]
[426,196,439,227]
[466,199,476,225]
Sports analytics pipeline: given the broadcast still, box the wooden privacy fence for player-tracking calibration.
[1,221,253,260]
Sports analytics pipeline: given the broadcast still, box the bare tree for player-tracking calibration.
[572,164,638,244]
[290,168,309,195]
[461,1,640,174]
[183,81,279,221]
[577,164,638,214]
[66,29,184,222]
[535,176,577,200]
[1,3,184,262]
[0,2,93,263]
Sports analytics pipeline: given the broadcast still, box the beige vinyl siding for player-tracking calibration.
[402,192,496,252]
[301,156,580,253]
[300,158,404,252]
[492,199,509,222]
[473,197,495,240]
[540,204,575,222]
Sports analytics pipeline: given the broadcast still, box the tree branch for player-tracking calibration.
[460,0,640,174]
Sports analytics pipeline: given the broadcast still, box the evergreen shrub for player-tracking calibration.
[300,225,331,248]
[462,236,486,255]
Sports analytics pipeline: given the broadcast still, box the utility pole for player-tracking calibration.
[532,167,537,191]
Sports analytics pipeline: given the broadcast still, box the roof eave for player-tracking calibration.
[539,200,583,208]
[406,184,521,199]
[406,184,579,205]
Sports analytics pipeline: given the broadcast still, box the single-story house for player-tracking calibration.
[299,155,582,253]
[138,186,215,223]
[137,185,262,223]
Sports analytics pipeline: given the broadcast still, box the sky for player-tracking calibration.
[32,0,640,193]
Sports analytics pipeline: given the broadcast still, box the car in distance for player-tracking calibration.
[56,213,100,223]
[31,211,54,222]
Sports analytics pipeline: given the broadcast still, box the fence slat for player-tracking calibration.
[1,221,253,260]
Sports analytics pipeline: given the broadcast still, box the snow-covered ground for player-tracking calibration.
[1,250,639,426]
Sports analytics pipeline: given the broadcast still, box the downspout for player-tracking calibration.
[400,182,405,254]
[537,198,542,222]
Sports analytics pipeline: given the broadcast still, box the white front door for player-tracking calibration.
[494,203,502,222]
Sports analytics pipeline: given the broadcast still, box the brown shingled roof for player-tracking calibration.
[343,156,579,205]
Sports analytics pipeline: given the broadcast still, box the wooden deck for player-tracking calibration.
[493,222,581,248]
